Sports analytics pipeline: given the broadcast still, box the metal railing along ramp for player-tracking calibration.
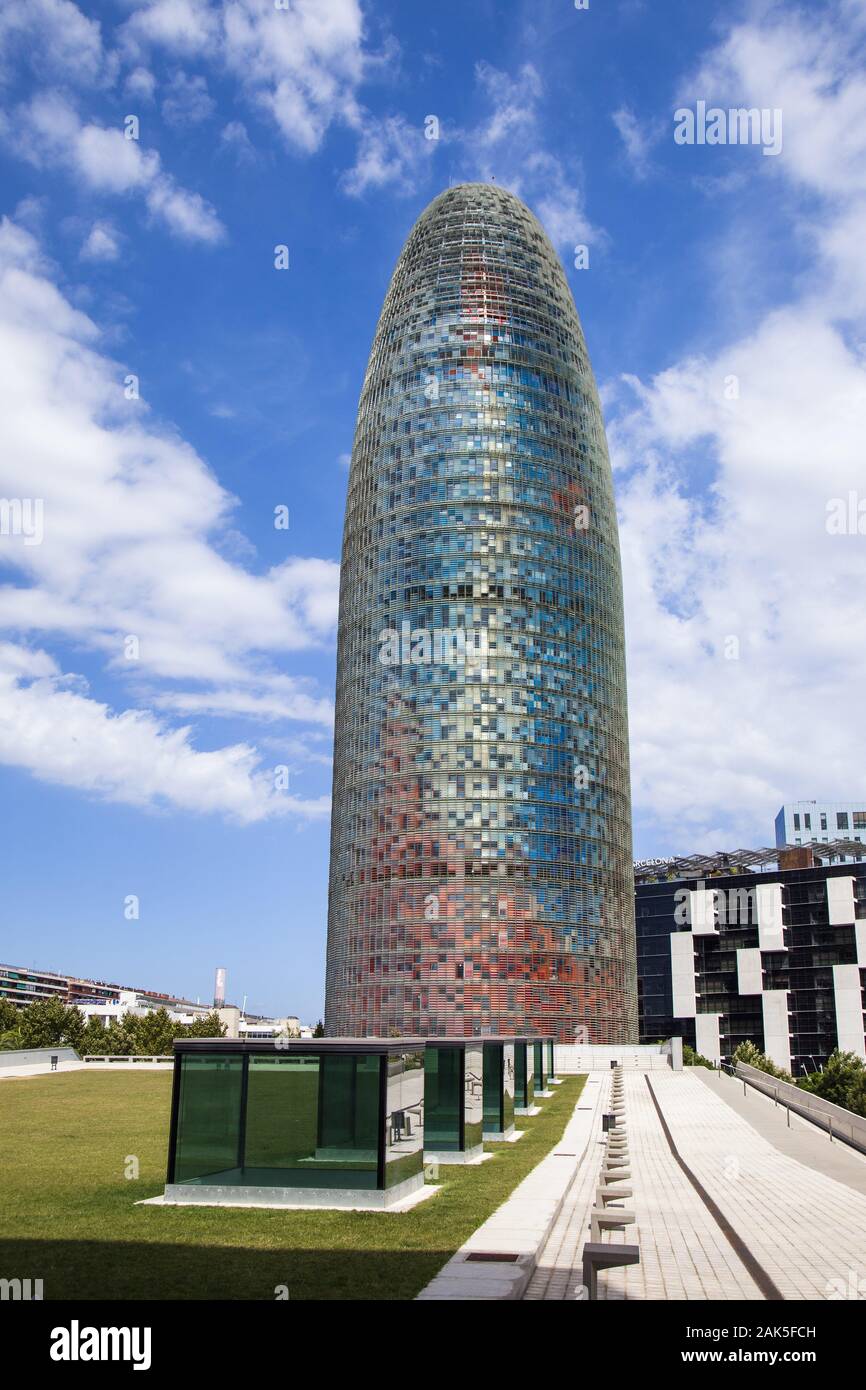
[732,1062,866,1157]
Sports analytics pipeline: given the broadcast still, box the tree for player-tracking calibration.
[99,1020,133,1056]
[79,1007,228,1057]
[0,998,23,1032]
[0,999,23,1049]
[683,1043,714,1069]
[313,1019,325,1038]
[122,1007,177,1056]
[847,1069,866,1119]
[19,996,85,1051]
[80,1016,118,1056]
[184,1011,227,1040]
[798,1049,866,1116]
[732,1040,791,1082]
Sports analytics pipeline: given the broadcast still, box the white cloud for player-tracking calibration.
[220,118,256,164]
[454,62,597,251]
[681,3,866,324]
[612,1,866,852]
[221,0,365,151]
[0,218,338,819]
[153,683,334,726]
[474,60,541,149]
[121,0,218,57]
[80,220,121,262]
[8,93,224,243]
[119,0,430,195]
[0,642,330,824]
[685,7,866,200]
[121,0,366,153]
[342,112,433,197]
[8,0,426,199]
[161,70,215,127]
[125,65,157,102]
[612,106,655,180]
[145,176,224,243]
[0,0,110,88]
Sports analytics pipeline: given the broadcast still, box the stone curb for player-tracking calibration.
[416,1078,604,1300]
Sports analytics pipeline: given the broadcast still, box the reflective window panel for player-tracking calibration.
[464,1043,484,1150]
[483,1042,503,1131]
[424,1045,463,1151]
[482,1040,515,1133]
[533,1038,548,1092]
[515,1040,535,1109]
[172,1052,244,1184]
[384,1048,425,1188]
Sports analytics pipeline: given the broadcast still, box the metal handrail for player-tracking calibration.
[716,1059,866,1154]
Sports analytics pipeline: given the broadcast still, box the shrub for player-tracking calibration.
[731,1040,792,1082]
[683,1043,715,1069]
[797,1049,866,1118]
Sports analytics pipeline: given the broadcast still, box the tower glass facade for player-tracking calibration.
[326,184,636,1042]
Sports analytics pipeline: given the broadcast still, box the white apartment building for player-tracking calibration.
[775,800,866,861]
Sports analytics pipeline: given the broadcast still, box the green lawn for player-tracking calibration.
[0,1070,585,1300]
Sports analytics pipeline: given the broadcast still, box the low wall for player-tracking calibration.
[555,1041,680,1073]
[735,1061,866,1156]
[0,1046,80,1072]
[83,1055,173,1065]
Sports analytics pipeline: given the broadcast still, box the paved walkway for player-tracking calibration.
[694,1067,866,1195]
[0,1062,171,1079]
[526,1070,866,1300]
[526,1071,763,1300]
[0,1060,87,1080]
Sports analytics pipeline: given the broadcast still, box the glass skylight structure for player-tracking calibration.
[326,183,636,1042]
[164,1040,426,1209]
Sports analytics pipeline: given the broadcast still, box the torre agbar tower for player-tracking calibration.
[325,184,637,1043]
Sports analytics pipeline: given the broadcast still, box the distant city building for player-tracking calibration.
[635,843,866,1074]
[0,963,307,1037]
[775,800,866,861]
[326,182,636,1042]
[0,964,160,1012]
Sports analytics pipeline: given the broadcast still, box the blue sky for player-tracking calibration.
[0,0,864,1022]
